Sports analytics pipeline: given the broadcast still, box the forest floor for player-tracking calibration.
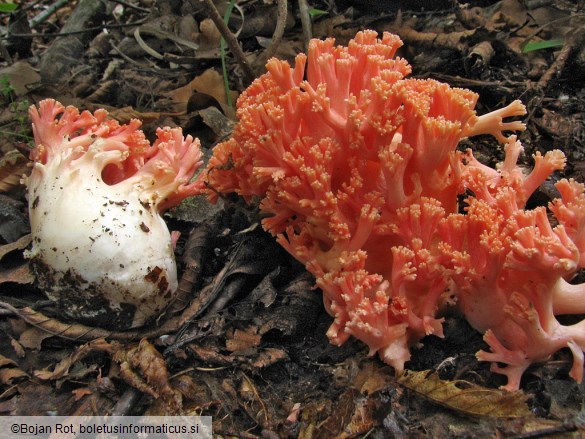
[0,0,584,437]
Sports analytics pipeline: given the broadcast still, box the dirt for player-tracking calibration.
[0,0,584,437]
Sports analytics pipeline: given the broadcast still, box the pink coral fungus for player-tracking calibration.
[205,30,585,389]
[26,99,204,329]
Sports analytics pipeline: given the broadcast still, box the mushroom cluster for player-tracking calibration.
[204,30,585,390]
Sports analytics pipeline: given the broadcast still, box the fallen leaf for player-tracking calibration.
[312,388,359,438]
[249,348,287,368]
[398,370,532,418]
[187,343,232,366]
[7,381,71,415]
[35,338,120,381]
[71,387,93,401]
[171,374,207,402]
[0,354,18,369]
[0,259,34,285]
[0,231,32,285]
[0,354,28,386]
[18,326,54,351]
[0,150,29,193]
[9,337,25,358]
[165,68,237,118]
[353,361,394,395]
[336,397,379,439]
[0,303,153,342]
[0,61,41,96]
[115,339,183,414]
[0,233,30,260]
[225,327,262,353]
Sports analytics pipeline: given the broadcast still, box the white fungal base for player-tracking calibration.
[26,142,178,329]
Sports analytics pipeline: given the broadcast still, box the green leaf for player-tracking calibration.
[0,3,18,12]
[522,39,564,53]
[308,8,328,18]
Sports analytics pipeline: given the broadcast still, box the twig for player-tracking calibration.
[19,0,44,12]
[200,0,255,83]
[110,387,143,416]
[28,0,70,29]
[5,19,148,39]
[537,26,585,89]
[298,0,312,51]
[107,0,151,14]
[0,300,52,317]
[170,219,220,315]
[429,73,525,92]
[525,0,556,10]
[0,301,181,342]
[110,41,150,67]
[263,0,287,60]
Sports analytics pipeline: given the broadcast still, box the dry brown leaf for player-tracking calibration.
[0,367,28,386]
[353,361,394,395]
[198,106,236,140]
[0,61,41,96]
[312,15,354,45]
[0,263,34,285]
[187,343,231,366]
[115,339,183,414]
[71,387,93,401]
[171,374,206,401]
[0,303,183,342]
[18,326,54,351]
[336,398,379,439]
[165,68,237,118]
[3,305,117,342]
[311,389,358,439]
[0,354,18,368]
[5,381,73,415]
[0,233,30,261]
[10,337,25,358]
[0,353,28,385]
[8,315,27,336]
[398,370,532,418]
[0,150,29,193]
[0,234,34,286]
[35,338,120,381]
[226,327,262,352]
[251,38,304,68]
[249,348,287,368]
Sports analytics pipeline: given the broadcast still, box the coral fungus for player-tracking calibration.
[205,30,585,389]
